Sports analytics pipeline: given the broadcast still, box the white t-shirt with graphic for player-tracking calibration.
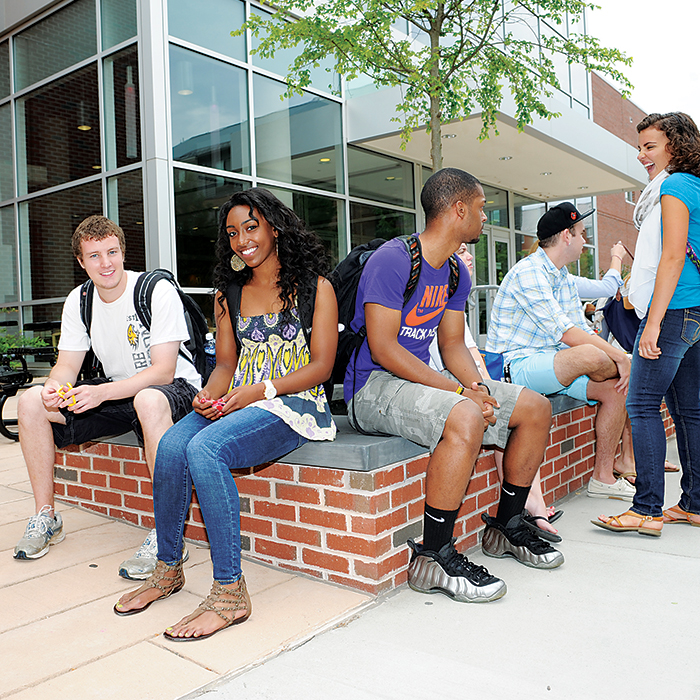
[58,270,202,389]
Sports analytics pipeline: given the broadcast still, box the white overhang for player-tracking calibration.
[346,86,647,200]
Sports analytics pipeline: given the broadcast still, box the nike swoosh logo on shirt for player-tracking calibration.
[404,303,447,327]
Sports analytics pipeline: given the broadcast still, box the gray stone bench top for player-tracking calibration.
[94,394,588,473]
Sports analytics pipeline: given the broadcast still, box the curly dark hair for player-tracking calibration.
[421,168,482,223]
[637,112,700,177]
[212,188,330,324]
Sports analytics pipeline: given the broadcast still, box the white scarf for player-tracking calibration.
[628,170,669,319]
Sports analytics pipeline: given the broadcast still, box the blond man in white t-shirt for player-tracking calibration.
[13,216,201,578]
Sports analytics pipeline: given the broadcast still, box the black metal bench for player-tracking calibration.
[0,346,58,441]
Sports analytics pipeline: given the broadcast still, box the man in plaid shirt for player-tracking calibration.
[487,203,635,502]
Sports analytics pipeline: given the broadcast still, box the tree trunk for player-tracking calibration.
[428,5,444,171]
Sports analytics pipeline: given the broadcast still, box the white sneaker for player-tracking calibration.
[14,505,65,560]
[587,477,635,502]
[118,528,189,580]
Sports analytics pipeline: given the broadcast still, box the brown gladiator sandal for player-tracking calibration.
[113,560,185,616]
[163,575,252,641]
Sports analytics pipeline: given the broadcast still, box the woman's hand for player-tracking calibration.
[218,384,264,415]
[638,322,662,360]
[193,389,225,420]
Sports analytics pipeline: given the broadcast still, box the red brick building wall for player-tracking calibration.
[591,73,647,267]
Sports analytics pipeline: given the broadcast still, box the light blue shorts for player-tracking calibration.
[508,353,597,405]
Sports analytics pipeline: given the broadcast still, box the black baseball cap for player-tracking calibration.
[537,202,595,240]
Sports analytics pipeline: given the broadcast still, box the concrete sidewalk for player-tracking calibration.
[0,439,372,700]
[199,437,700,700]
[2,434,698,699]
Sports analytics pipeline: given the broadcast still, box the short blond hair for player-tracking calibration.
[72,215,126,260]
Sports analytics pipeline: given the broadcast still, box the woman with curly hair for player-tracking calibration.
[114,188,338,638]
[595,113,700,536]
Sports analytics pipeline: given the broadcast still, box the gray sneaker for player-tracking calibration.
[481,512,564,570]
[118,528,189,580]
[407,538,507,603]
[14,505,65,560]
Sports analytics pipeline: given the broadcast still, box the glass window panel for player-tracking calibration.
[106,169,146,271]
[16,64,101,196]
[254,74,343,193]
[22,301,64,330]
[268,186,343,267]
[578,246,596,279]
[174,168,248,289]
[514,194,545,232]
[494,240,509,284]
[251,9,340,94]
[474,234,489,286]
[540,24,570,95]
[347,147,414,208]
[13,0,97,91]
[104,46,141,171]
[515,232,537,261]
[168,0,245,61]
[483,185,508,228]
[0,104,13,202]
[350,202,415,253]
[0,206,18,303]
[0,41,10,99]
[18,182,103,301]
[422,166,433,187]
[101,0,137,49]
[170,45,250,175]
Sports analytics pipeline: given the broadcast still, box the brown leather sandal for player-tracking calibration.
[663,504,700,527]
[592,510,663,537]
[114,560,185,616]
[163,576,252,641]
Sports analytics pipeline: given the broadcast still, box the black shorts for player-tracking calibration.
[51,377,197,448]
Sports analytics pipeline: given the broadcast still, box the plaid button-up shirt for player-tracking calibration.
[486,247,594,362]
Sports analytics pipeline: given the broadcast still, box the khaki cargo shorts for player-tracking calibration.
[348,370,523,453]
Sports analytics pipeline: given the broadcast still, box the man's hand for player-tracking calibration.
[41,379,65,409]
[613,353,631,393]
[61,383,107,413]
[462,382,499,428]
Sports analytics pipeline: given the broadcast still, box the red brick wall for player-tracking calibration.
[53,402,618,595]
[591,73,648,265]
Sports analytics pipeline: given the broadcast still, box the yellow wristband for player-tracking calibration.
[455,385,465,395]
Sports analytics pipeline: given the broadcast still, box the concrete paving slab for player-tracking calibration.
[151,574,373,676]
[7,642,218,700]
[0,466,31,486]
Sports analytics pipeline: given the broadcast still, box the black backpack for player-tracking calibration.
[325,234,460,406]
[79,269,210,382]
[224,276,318,355]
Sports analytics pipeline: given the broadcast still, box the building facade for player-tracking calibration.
[0,0,647,339]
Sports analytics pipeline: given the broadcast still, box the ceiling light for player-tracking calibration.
[92,165,101,170]
[486,200,494,204]
[578,186,589,190]
[442,134,456,139]
[540,171,551,176]
[499,156,512,161]
[319,157,331,163]
[385,176,395,181]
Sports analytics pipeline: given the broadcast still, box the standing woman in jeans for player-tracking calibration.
[595,112,700,536]
[114,188,338,638]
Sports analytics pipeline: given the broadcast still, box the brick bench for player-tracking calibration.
[53,397,675,595]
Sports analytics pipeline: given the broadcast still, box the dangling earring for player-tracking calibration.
[230,253,245,272]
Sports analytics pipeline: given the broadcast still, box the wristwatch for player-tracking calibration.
[263,379,277,400]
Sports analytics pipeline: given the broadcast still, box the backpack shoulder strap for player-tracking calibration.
[133,269,174,331]
[447,255,460,298]
[79,279,95,336]
[397,234,423,306]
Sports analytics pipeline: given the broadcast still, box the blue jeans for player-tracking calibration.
[153,407,307,583]
[627,307,700,517]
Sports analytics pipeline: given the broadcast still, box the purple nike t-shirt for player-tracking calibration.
[344,237,471,402]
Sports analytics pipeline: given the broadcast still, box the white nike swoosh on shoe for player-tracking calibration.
[426,513,445,523]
